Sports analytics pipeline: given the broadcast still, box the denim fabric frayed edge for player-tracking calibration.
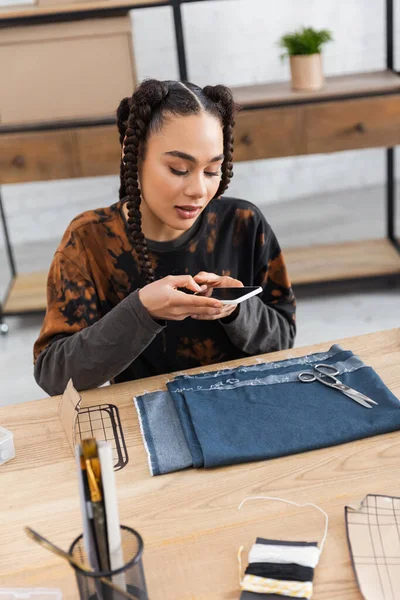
[173,356,365,393]
[133,395,157,477]
[175,344,345,383]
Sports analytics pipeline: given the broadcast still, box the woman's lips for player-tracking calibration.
[175,205,202,219]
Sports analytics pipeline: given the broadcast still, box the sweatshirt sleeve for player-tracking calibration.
[33,251,164,396]
[220,218,296,355]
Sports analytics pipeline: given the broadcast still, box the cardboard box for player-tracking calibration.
[0,16,137,124]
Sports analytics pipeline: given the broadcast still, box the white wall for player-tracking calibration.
[2,0,399,247]
[134,0,386,84]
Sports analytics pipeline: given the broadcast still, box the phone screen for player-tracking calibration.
[198,286,261,301]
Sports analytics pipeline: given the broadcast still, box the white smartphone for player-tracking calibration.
[198,286,262,305]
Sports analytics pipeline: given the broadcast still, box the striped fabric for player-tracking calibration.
[241,575,313,598]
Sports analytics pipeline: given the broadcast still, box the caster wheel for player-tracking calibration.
[0,323,9,335]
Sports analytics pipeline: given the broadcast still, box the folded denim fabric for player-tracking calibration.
[169,351,361,468]
[167,347,354,467]
[135,347,350,473]
[166,381,204,468]
[136,347,348,474]
[181,361,400,469]
[134,390,192,476]
[134,347,400,475]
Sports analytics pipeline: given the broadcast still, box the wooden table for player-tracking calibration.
[1,328,400,598]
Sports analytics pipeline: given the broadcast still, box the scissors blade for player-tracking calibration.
[350,389,378,405]
[339,387,374,408]
[334,381,378,406]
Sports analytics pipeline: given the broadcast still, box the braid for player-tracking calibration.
[120,81,169,285]
[116,97,131,200]
[202,85,238,198]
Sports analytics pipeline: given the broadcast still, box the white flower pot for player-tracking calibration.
[289,53,324,91]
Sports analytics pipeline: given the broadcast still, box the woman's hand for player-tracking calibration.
[138,275,224,321]
[193,272,244,289]
[191,271,244,320]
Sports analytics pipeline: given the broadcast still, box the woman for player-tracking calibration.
[34,79,296,396]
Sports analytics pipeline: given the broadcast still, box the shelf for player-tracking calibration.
[285,239,400,286]
[3,271,48,314]
[2,240,399,316]
[0,0,166,22]
[3,71,400,137]
[232,70,400,108]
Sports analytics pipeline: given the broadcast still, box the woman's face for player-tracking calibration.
[138,111,224,241]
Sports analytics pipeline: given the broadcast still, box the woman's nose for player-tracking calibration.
[184,175,207,199]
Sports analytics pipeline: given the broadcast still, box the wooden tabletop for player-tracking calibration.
[1,328,400,599]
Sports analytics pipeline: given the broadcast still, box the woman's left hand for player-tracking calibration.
[191,272,244,320]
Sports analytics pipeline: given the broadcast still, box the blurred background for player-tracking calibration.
[1,0,399,404]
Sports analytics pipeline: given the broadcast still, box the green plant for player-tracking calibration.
[278,27,333,59]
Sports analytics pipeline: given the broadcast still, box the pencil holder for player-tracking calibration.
[69,525,148,600]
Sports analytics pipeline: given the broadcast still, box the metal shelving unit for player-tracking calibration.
[0,0,399,333]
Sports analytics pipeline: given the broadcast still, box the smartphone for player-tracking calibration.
[197,286,262,305]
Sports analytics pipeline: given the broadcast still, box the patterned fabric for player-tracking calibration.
[345,494,400,600]
[34,196,296,386]
[241,575,313,598]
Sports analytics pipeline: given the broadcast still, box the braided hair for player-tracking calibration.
[116,79,238,286]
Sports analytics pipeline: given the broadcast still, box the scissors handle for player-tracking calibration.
[297,364,340,385]
[297,371,317,382]
[314,364,340,376]
[298,372,339,386]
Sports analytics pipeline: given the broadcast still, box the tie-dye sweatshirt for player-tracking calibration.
[34,196,296,396]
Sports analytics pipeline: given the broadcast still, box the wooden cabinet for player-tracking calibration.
[306,95,400,155]
[2,74,400,188]
[0,131,78,184]
[0,126,120,184]
[233,74,400,161]
[0,17,136,125]
[74,125,121,178]
[234,106,305,161]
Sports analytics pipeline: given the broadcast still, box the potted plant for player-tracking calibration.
[278,26,333,92]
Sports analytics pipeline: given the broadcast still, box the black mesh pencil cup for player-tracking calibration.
[69,525,148,600]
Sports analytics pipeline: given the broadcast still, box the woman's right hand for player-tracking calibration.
[138,275,223,321]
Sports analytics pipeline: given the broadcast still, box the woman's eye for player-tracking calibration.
[169,166,220,177]
[170,167,188,176]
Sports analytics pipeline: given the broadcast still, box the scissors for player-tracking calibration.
[297,364,378,409]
